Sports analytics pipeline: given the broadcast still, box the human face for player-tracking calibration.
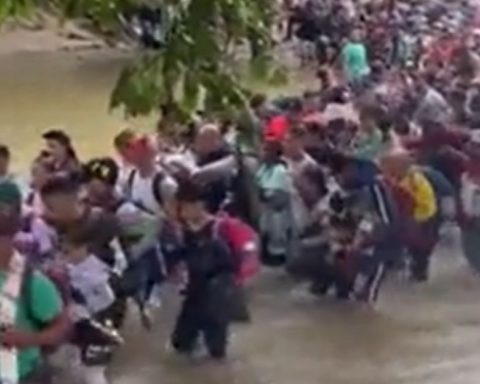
[31,162,50,189]
[0,156,9,177]
[45,139,68,163]
[194,130,218,157]
[178,201,205,231]
[283,134,303,159]
[86,179,112,206]
[42,192,82,223]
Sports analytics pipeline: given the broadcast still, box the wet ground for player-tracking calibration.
[2,51,480,384]
[112,230,480,384]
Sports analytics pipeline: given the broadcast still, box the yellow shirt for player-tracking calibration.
[400,170,437,222]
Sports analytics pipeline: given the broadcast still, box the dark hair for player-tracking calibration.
[43,130,77,160]
[316,68,329,84]
[43,130,72,148]
[40,175,80,197]
[289,98,304,114]
[83,157,119,186]
[250,93,267,109]
[0,145,10,160]
[176,179,205,203]
[329,192,347,215]
[327,86,348,104]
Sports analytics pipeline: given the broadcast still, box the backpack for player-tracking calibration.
[214,214,260,286]
[420,166,456,220]
[125,169,165,213]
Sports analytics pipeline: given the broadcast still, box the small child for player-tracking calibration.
[62,225,126,384]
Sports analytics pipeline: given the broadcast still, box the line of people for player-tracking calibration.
[0,86,477,383]
[0,122,266,383]
[4,3,480,382]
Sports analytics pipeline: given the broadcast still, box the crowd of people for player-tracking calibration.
[3,0,480,384]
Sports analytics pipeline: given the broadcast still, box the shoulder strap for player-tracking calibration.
[152,171,165,207]
[125,169,137,199]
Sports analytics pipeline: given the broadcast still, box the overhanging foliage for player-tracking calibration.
[2,0,285,128]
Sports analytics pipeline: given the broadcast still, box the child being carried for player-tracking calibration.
[61,224,126,384]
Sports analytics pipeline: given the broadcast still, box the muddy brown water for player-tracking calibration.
[1,52,480,384]
[0,51,152,171]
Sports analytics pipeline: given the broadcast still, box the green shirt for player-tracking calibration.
[342,42,370,81]
[0,270,62,379]
[256,163,291,193]
[353,129,387,161]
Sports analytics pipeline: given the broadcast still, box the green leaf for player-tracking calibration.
[182,72,201,113]
[268,66,289,87]
[0,0,11,22]
[1,0,277,128]
[249,54,270,81]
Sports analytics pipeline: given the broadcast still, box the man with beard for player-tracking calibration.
[40,176,123,273]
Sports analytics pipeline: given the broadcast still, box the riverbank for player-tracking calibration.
[0,14,126,55]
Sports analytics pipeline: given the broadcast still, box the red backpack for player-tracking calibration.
[214,214,260,286]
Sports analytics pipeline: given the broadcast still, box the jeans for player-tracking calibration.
[124,247,165,306]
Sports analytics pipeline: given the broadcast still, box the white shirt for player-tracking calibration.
[68,255,114,318]
[128,169,178,214]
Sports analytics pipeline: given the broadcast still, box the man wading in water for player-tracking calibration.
[0,182,68,384]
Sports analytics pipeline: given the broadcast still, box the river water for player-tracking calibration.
[0,51,152,171]
[2,52,480,384]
